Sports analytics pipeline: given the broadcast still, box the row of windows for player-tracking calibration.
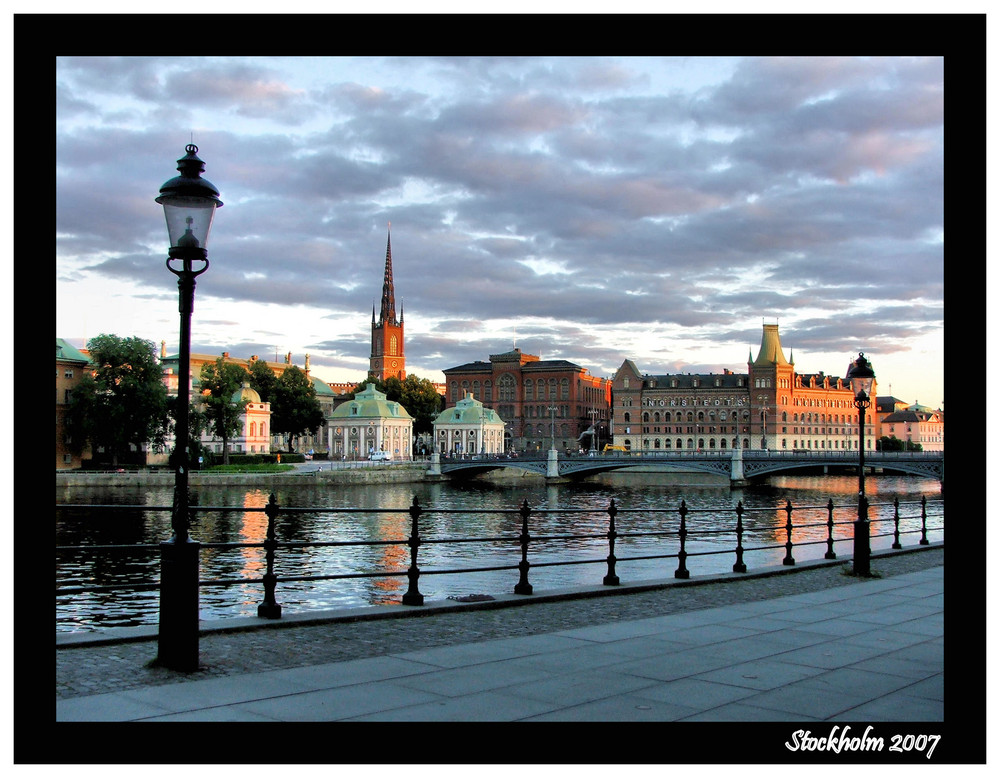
[628,409,871,424]
[630,437,872,450]
[636,410,751,423]
[451,376,572,403]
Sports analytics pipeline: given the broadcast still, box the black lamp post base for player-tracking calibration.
[157,539,201,672]
[257,602,282,619]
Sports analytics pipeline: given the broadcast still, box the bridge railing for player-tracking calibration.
[56,493,943,632]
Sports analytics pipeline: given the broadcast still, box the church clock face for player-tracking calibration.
[391,361,398,368]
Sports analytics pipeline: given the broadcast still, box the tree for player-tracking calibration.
[878,436,923,452]
[247,358,279,404]
[200,357,250,465]
[355,374,444,434]
[167,396,210,469]
[65,334,170,467]
[272,365,324,451]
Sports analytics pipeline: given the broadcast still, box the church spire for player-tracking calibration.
[369,223,406,382]
[379,223,397,326]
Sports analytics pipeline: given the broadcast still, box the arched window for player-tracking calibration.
[524,379,534,401]
[389,335,398,355]
[498,374,516,401]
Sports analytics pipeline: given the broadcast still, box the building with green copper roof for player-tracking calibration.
[329,384,414,460]
[432,391,507,456]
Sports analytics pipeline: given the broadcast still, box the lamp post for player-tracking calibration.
[156,144,223,670]
[846,352,875,576]
[548,405,558,451]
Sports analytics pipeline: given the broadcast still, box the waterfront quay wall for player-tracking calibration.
[55,463,551,489]
[56,464,430,489]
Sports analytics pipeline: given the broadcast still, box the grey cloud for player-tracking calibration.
[55,53,945,401]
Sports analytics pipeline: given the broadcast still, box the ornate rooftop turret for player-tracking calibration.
[231,381,262,405]
[752,323,789,367]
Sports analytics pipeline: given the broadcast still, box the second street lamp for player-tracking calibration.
[846,351,876,577]
[155,144,223,671]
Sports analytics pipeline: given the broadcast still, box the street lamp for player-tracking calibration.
[156,144,223,671]
[588,408,600,453]
[548,405,558,451]
[846,351,876,576]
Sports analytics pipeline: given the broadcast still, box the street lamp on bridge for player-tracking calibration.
[155,144,223,671]
[846,352,876,576]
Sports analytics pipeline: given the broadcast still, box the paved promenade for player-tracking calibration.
[55,546,944,727]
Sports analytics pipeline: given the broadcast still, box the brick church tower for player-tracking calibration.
[369,225,405,381]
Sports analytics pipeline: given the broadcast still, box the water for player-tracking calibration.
[55,473,943,634]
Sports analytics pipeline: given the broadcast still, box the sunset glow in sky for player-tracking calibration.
[55,50,945,407]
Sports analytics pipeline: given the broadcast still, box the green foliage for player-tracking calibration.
[66,334,170,466]
[200,357,250,464]
[355,374,444,434]
[877,436,923,452]
[272,365,324,450]
[166,398,209,468]
[247,358,279,403]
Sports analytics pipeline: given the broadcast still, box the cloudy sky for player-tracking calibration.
[55,51,945,407]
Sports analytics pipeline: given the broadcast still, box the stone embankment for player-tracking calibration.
[55,463,438,488]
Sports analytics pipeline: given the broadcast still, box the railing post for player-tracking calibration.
[732,500,747,573]
[675,500,690,579]
[514,500,533,594]
[892,496,903,549]
[257,493,282,619]
[919,495,930,545]
[824,498,837,559]
[402,496,424,605]
[782,500,795,566]
[604,498,619,585]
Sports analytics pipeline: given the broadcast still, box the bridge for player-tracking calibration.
[429,448,944,486]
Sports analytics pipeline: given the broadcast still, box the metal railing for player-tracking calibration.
[56,494,943,628]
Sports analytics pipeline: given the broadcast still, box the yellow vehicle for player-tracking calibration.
[602,445,627,454]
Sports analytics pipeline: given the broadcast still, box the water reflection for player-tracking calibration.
[56,474,942,633]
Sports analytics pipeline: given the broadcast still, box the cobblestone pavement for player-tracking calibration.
[57,547,943,700]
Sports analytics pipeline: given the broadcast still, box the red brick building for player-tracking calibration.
[611,324,877,453]
[442,348,612,453]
